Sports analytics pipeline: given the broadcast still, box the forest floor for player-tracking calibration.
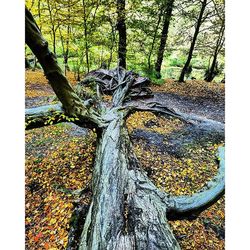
[25,69,225,250]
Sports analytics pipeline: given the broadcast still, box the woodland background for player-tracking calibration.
[25,0,224,83]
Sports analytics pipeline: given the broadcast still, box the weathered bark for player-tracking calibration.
[25,104,64,129]
[77,69,224,249]
[178,0,207,82]
[117,0,127,68]
[79,67,152,101]
[77,116,223,249]
[78,114,181,249]
[154,0,175,79]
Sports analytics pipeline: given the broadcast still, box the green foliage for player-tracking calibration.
[26,0,225,82]
[140,67,165,85]
[168,57,184,67]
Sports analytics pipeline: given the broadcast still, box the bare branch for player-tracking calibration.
[25,103,107,130]
[25,104,65,130]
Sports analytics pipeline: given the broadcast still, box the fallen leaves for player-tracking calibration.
[126,111,184,134]
[25,69,78,98]
[25,123,96,249]
[151,79,225,102]
[25,72,224,249]
[169,196,225,249]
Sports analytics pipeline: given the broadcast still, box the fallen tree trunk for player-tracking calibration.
[25,73,225,250]
[78,111,181,249]
[77,107,224,249]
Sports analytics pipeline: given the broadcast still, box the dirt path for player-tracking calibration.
[26,91,224,123]
[146,92,224,123]
[156,92,224,123]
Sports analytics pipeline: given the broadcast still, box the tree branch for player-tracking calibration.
[166,146,225,214]
[126,101,187,121]
[25,103,108,130]
[125,100,225,136]
[25,7,104,127]
[25,104,65,130]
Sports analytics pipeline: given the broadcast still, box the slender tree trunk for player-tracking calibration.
[83,0,90,73]
[59,25,70,76]
[147,8,163,71]
[37,0,42,31]
[52,29,56,55]
[108,21,116,69]
[64,37,70,74]
[178,0,207,82]
[65,1,71,75]
[154,0,175,79]
[46,0,57,56]
[205,23,225,82]
[25,58,31,69]
[32,54,37,71]
[205,53,218,82]
[117,0,127,68]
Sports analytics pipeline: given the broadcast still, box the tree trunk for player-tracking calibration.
[154,0,175,79]
[25,7,86,118]
[65,25,70,73]
[59,25,70,76]
[178,0,207,82]
[32,54,37,71]
[147,7,163,71]
[52,29,57,55]
[78,115,180,249]
[83,0,90,73]
[204,23,225,82]
[117,0,127,68]
[25,65,225,250]
[25,57,31,69]
[108,20,116,69]
[46,0,57,56]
